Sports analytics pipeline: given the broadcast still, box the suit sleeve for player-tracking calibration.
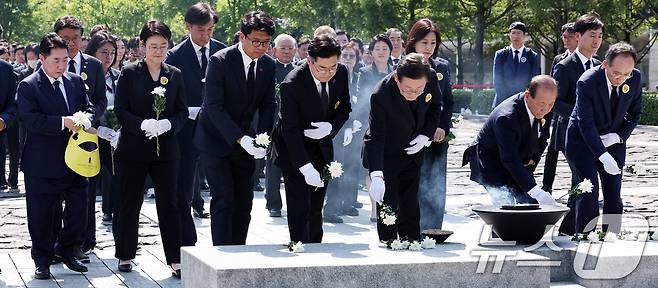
[204,55,244,144]
[552,63,573,118]
[114,68,145,135]
[279,81,310,169]
[164,49,178,67]
[364,90,387,173]
[493,115,538,193]
[574,79,607,157]
[90,62,107,124]
[531,52,540,77]
[0,69,17,127]
[166,70,189,134]
[615,73,643,141]
[17,81,63,135]
[257,64,277,135]
[437,61,454,133]
[493,51,506,101]
[327,68,352,138]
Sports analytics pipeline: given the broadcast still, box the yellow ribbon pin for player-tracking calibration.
[540,118,545,126]
[436,72,444,81]
[622,84,630,94]
[160,77,169,85]
[80,72,87,81]
[425,93,432,103]
[334,101,340,110]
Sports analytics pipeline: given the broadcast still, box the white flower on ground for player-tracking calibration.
[421,236,436,249]
[578,179,593,193]
[408,241,422,251]
[381,214,396,226]
[637,232,649,242]
[71,111,92,127]
[635,165,648,176]
[587,231,599,243]
[604,232,618,242]
[327,161,344,178]
[401,240,410,249]
[291,241,305,253]
[151,86,166,97]
[390,240,404,250]
[254,133,271,148]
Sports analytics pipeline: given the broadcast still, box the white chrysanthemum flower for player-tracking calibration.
[328,161,343,178]
[151,86,166,97]
[382,215,396,226]
[390,240,404,250]
[578,179,593,193]
[254,133,271,147]
[71,111,92,127]
[635,165,648,176]
[587,231,599,243]
[291,241,305,253]
[408,241,422,251]
[604,232,618,242]
[401,240,410,249]
[421,236,436,249]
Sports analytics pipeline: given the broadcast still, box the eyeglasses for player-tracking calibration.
[246,36,271,48]
[98,49,116,57]
[399,87,425,95]
[611,70,632,80]
[312,62,337,74]
[341,54,356,59]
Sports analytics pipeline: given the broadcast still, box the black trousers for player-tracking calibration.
[82,139,113,249]
[6,121,20,187]
[177,120,201,246]
[265,158,283,211]
[191,160,205,212]
[376,156,421,242]
[25,171,87,266]
[202,150,255,245]
[325,136,363,215]
[113,158,181,264]
[281,164,327,243]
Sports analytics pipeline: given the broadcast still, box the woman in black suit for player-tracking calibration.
[113,20,188,278]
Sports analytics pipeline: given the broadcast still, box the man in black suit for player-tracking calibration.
[0,54,17,191]
[463,75,558,206]
[550,22,577,74]
[542,14,604,235]
[53,15,108,259]
[270,35,351,243]
[363,53,441,242]
[18,33,94,279]
[165,2,227,247]
[194,10,277,245]
[265,33,296,217]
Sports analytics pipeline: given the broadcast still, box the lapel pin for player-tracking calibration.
[622,84,630,94]
[520,57,527,63]
[160,76,169,85]
[425,93,432,103]
[436,72,443,81]
[334,101,340,110]
[80,72,88,81]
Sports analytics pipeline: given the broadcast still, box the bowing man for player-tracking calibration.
[363,53,441,242]
[270,35,351,243]
[194,10,276,245]
[463,76,558,206]
[565,43,643,234]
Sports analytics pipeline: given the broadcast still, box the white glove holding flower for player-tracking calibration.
[352,120,362,133]
[156,119,172,135]
[405,135,432,155]
[110,130,120,148]
[239,135,267,159]
[140,119,158,139]
[304,122,332,139]
[368,171,385,203]
[528,186,557,206]
[299,163,323,187]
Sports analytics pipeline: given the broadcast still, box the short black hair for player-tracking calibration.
[350,37,363,51]
[298,37,310,47]
[90,24,111,36]
[508,21,527,33]
[307,34,341,60]
[39,32,68,56]
[335,29,350,40]
[396,53,430,80]
[185,2,218,25]
[0,46,7,57]
[127,36,140,50]
[85,31,118,67]
[368,34,393,53]
[14,45,25,52]
[53,15,84,35]
[605,42,636,64]
[24,43,39,58]
[561,22,575,34]
[139,20,172,42]
[240,10,275,37]
[233,31,241,45]
[573,13,604,34]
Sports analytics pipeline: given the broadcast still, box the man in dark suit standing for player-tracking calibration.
[492,21,540,107]
[194,10,276,245]
[165,2,226,247]
[18,33,94,279]
[0,53,18,194]
[53,15,108,259]
[542,14,604,235]
[550,23,577,74]
[565,43,643,234]
[265,33,296,217]
[270,35,351,243]
[463,75,558,206]
[363,53,441,242]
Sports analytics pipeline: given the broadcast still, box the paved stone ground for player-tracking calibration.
[1,116,657,287]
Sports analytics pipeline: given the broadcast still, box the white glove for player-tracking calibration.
[527,185,557,206]
[352,120,362,133]
[299,163,323,187]
[368,171,385,203]
[156,119,172,136]
[188,107,201,120]
[342,128,353,146]
[303,122,332,139]
[598,152,621,175]
[140,119,158,139]
[404,135,432,155]
[97,126,117,141]
[110,130,120,148]
[600,133,621,148]
[239,135,267,159]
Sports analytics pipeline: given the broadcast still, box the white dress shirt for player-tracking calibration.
[189,39,211,68]
[67,51,82,75]
[238,42,258,80]
[42,68,69,130]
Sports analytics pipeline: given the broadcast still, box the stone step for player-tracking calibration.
[550,281,586,288]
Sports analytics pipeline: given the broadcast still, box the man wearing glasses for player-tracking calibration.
[363,53,441,242]
[270,35,351,244]
[565,42,643,235]
[194,10,276,245]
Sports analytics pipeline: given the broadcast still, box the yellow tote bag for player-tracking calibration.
[64,129,101,177]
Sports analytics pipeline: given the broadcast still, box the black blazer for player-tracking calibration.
[550,50,569,75]
[430,57,454,134]
[193,44,276,157]
[17,69,95,178]
[0,60,17,128]
[363,72,442,173]
[80,53,108,124]
[270,63,352,171]
[114,61,188,161]
[165,38,227,107]
[462,93,550,193]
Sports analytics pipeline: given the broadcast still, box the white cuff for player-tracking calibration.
[370,171,384,179]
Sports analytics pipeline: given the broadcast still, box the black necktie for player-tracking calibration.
[320,82,329,114]
[200,46,208,78]
[585,60,591,70]
[610,85,619,116]
[513,50,520,67]
[53,80,69,112]
[246,60,256,97]
[68,60,76,74]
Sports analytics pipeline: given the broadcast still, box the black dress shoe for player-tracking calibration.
[200,183,210,191]
[52,254,63,264]
[342,207,359,217]
[268,209,282,217]
[193,209,210,218]
[353,202,364,208]
[170,264,181,279]
[253,183,264,192]
[62,255,88,272]
[118,262,132,272]
[35,265,51,280]
[323,214,344,223]
[102,213,113,223]
[72,248,90,263]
